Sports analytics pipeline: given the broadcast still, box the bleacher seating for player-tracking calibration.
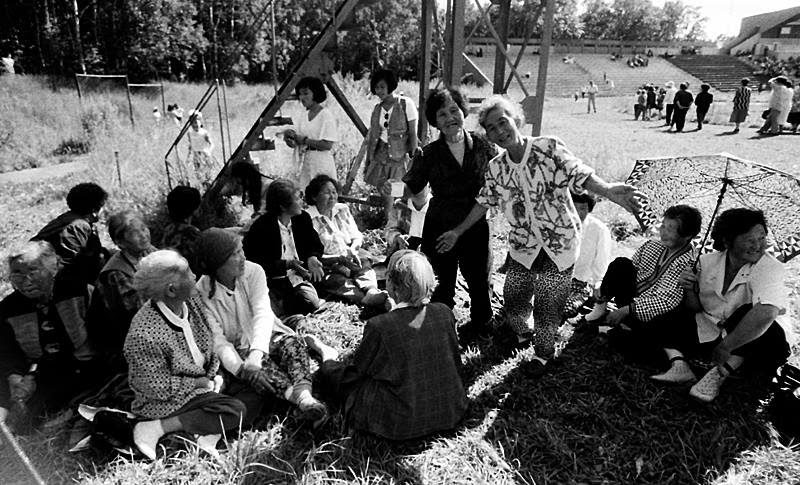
[572,55,704,96]
[465,51,706,97]
[664,55,755,91]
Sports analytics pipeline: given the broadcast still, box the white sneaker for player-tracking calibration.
[133,420,165,460]
[585,302,608,322]
[650,360,697,384]
[195,433,221,459]
[689,366,727,403]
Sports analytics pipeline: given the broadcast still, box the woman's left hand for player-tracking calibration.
[212,375,224,393]
[308,257,325,282]
[604,183,643,215]
[436,230,460,253]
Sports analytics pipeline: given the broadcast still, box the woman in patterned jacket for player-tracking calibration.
[449,96,641,371]
[124,250,245,461]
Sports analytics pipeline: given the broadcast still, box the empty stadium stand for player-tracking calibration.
[664,55,756,91]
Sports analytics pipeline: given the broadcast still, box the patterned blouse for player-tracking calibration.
[475,135,594,271]
[732,86,751,112]
[306,203,362,256]
[629,239,694,322]
[123,298,219,419]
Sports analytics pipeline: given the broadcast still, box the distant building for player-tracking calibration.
[725,6,800,59]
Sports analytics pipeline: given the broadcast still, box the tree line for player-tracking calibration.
[0,0,706,82]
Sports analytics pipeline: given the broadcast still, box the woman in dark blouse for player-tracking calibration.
[403,88,499,342]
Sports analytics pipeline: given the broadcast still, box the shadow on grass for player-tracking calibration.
[465,327,774,484]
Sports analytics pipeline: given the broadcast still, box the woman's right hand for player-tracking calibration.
[678,267,698,291]
[194,377,213,390]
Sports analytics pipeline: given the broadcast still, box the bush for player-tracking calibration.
[52,137,91,156]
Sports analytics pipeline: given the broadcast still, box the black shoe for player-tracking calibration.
[458,322,492,344]
[521,358,547,377]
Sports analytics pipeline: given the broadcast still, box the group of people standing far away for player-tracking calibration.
[1,67,795,460]
[759,75,797,136]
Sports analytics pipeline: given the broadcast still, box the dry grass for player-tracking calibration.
[1,75,800,484]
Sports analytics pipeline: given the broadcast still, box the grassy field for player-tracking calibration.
[1,75,800,484]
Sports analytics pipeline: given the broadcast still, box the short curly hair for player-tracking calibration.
[386,250,437,306]
[370,69,398,95]
[477,95,525,129]
[133,249,190,301]
[710,208,767,251]
[304,173,339,205]
[663,205,702,238]
[166,185,201,221]
[295,76,327,103]
[265,178,297,215]
[424,87,468,129]
[107,210,145,244]
[66,182,108,215]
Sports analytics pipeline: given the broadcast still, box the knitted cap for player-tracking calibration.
[196,228,240,275]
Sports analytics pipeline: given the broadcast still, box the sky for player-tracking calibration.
[647,0,800,40]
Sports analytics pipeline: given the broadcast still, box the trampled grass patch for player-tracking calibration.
[1,75,800,484]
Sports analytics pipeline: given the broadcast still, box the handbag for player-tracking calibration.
[768,364,800,437]
[761,109,771,120]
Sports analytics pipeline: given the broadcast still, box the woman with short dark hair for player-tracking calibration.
[402,87,498,343]
[243,179,324,316]
[284,76,339,188]
[304,174,385,307]
[364,69,419,223]
[31,182,109,285]
[651,208,792,403]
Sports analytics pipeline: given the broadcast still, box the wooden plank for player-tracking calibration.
[203,0,364,202]
[532,0,554,136]
[472,0,530,97]
[417,0,434,144]
[492,0,511,93]
[325,76,367,136]
[446,0,465,86]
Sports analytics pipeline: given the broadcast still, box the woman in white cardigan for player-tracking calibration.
[195,228,331,428]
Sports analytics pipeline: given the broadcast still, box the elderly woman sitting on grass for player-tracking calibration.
[651,209,792,403]
[195,228,329,428]
[313,250,467,440]
[243,178,324,316]
[304,174,387,307]
[124,250,245,460]
[0,241,99,430]
[95,210,155,367]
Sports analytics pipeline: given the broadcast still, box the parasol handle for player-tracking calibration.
[693,178,730,270]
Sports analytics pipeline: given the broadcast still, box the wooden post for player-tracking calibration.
[124,75,135,127]
[215,79,227,162]
[446,0,465,86]
[114,150,123,188]
[325,76,368,136]
[532,0,554,136]
[492,0,511,94]
[418,0,434,144]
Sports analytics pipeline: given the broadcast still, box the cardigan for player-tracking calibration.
[243,211,324,283]
[123,297,219,419]
[197,261,293,374]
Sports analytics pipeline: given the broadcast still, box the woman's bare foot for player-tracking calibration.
[304,334,339,362]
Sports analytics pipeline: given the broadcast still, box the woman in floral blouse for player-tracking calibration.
[451,96,641,368]
[304,174,386,307]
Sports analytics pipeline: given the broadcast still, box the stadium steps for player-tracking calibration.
[465,51,597,97]
[664,55,755,91]
[571,54,705,96]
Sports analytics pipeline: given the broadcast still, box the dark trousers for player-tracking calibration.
[222,372,267,428]
[673,108,689,132]
[696,108,709,127]
[269,278,320,316]
[665,104,675,125]
[655,304,790,372]
[423,219,493,326]
[167,392,246,435]
[598,257,637,306]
